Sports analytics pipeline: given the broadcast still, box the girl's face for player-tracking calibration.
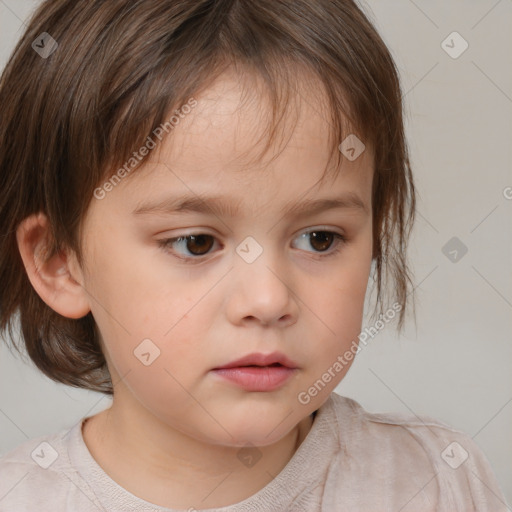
[75,70,374,447]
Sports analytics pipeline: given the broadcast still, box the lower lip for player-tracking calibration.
[212,366,297,391]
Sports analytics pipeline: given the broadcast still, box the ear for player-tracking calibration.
[16,212,91,319]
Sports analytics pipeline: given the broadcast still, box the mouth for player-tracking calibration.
[211,352,299,392]
[213,351,299,370]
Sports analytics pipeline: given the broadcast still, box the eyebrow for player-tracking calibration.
[132,192,369,218]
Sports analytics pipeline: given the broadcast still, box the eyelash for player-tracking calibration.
[157,229,348,263]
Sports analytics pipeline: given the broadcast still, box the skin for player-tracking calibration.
[16,68,374,509]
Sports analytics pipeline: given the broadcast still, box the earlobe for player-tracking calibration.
[16,212,91,319]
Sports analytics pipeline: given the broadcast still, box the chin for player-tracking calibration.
[211,407,307,448]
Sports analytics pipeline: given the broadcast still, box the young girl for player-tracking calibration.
[0,0,508,510]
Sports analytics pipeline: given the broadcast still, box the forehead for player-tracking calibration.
[104,68,374,213]
[164,69,335,170]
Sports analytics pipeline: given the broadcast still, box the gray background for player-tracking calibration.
[1,0,511,506]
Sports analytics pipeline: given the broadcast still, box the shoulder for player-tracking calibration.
[0,423,101,511]
[321,393,509,511]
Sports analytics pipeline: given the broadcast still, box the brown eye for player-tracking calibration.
[292,230,347,258]
[184,235,214,255]
[158,234,216,258]
[159,229,347,263]
[308,231,335,252]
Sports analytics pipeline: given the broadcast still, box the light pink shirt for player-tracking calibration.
[0,392,508,511]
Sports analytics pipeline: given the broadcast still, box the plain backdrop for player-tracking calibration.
[1,0,511,506]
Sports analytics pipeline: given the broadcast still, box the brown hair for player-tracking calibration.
[0,0,416,395]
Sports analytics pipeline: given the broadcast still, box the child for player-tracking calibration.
[0,0,508,510]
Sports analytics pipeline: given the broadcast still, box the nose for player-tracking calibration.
[225,247,299,328]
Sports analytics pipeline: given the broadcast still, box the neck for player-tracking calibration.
[82,402,315,509]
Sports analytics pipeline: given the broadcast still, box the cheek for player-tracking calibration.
[301,263,369,379]
[320,293,365,361]
[97,320,205,414]
[85,234,214,376]
[316,261,369,330]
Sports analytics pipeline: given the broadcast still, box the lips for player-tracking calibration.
[213,351,299,370]
[211,352,299,392]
